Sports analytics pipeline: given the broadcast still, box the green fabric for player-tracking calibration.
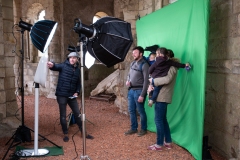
[136,0,209,159]
[16,145,64,156]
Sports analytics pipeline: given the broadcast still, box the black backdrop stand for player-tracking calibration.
[3,28,60,160]
[202,136,213,160]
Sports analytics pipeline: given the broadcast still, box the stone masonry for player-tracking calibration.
[0,0,20,138]
[205,0,240,159]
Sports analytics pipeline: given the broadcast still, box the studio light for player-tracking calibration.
[19,20,57,53]
[3,19,59,159]
[73,17,133,67]
[72,16,133,160]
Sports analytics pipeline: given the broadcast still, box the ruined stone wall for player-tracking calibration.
[205,0,240,159]
[0,0,20,138]
[13,0,62,98]
[13,0,116,98]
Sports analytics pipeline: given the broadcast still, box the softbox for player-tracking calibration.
[87,17,133,67]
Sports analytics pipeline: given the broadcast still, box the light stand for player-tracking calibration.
[72,17,133,160]
[78,36,90,160]
[2,28,32,160]
[17,20,60,157]
[3,20,60,159]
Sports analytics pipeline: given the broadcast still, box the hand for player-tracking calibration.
[138,96,144,103]
[185,63,190,67]
[47,61,54,68]
[126,81,131,87]
[73,93,78,97]
[147,85,154,94]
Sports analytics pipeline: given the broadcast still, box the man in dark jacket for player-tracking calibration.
[47,52,93,142]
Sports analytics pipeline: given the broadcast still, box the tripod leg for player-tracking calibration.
[2,136,20,160]
[5,133,16,145]
[37,133,61,148]
[67,112,73,129]
[86,118,95,126]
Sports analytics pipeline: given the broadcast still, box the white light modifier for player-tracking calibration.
[34,53,48,87]
[85,51,95,69]
[43,23,58,53]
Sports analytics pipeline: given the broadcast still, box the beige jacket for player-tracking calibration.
[153,66,178,103]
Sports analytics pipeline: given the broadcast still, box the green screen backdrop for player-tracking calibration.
[136,0,209,159]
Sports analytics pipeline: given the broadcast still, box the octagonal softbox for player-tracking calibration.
[87,17,133,67]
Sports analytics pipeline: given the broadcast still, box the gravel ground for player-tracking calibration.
[0,95,226,160]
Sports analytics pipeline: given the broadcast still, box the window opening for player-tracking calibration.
[38,10,47,57]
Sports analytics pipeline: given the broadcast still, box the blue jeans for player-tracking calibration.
[127,89,147,131]
[57,96,82,134]
[149,85,162,102]
[154,102,172,146]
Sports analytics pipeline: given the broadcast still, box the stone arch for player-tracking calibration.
[93,11,108,23]
[25,3,44,63]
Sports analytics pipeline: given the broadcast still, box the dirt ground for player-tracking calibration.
[0,95,226,160]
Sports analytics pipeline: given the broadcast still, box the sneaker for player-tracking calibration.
[137,130,147,137]
[148,144,163,151]
[148,100,153,107]
[124,129,137,135]
[164,142,172,149]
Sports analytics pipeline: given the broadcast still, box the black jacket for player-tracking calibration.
[50,59,81,97]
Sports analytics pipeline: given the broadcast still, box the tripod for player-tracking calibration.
[3,28,60,160]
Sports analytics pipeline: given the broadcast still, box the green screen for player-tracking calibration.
[136,0,209,159]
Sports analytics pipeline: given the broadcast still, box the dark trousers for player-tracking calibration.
[149,85,163,102]
[57,96,82,134]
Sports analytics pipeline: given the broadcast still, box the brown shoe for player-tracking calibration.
[124,129,137,135]
[137,130,147,137]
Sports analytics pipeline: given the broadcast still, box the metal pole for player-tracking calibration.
[34,83,39,155]
[79,41,90,160]
[21,29,25,126]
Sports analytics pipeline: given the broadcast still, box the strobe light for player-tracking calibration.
[19,20,58,53]
[73,17,133,67]
[73,18,96,39]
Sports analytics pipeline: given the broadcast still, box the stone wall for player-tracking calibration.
[13,0,62,98]
[16,0,116,98]
[205,0,240,159]
[0,0,20,138]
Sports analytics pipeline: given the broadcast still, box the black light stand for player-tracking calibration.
[3,27,60,160]
[3,28,31,160]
